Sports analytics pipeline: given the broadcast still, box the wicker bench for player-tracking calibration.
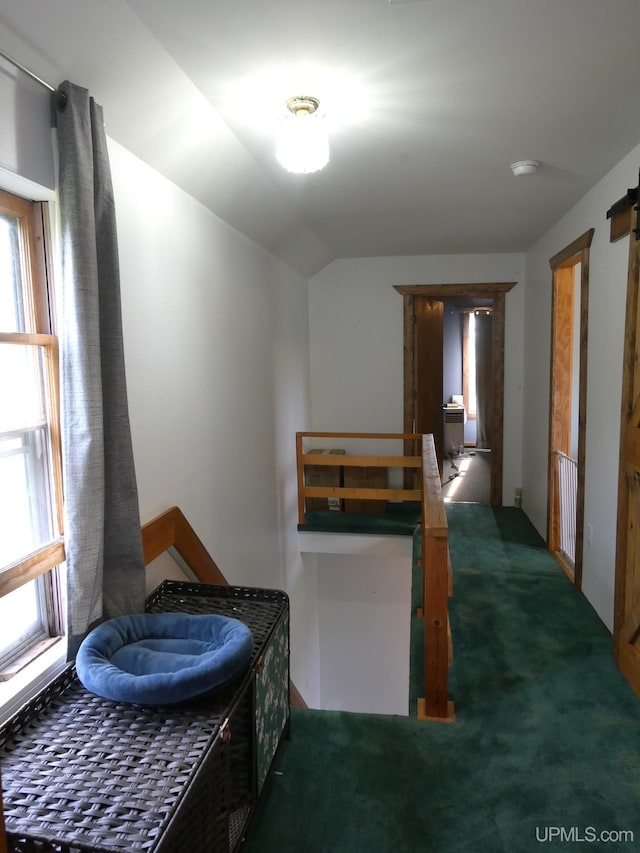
[0,582,290,853]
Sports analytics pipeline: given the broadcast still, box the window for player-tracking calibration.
[464,311,477,418]
[463,311,477,419]
[0,189,64,678]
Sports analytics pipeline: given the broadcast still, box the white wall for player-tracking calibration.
[299,533,413,714]
[0,56,54,194]
[271,253,319,705]
[108,140,320,694]
[315,551,411,715]
[308,254,526,504]
[112,140,282,585]
[522,142,640,630]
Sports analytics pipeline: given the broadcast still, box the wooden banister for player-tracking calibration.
[296,431,423,524]
[418,434,455,722]
[142,506,227,586]
[141,506,308,709]
[300,453,422,468]
[297,431,420,440]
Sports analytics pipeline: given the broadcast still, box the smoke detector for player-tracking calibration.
[510,160,540,177]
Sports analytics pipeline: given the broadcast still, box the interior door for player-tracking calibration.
[415,298,444,470]
[615,223,640,697]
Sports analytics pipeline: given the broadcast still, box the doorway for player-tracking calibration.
[395,282,516,506]
[442,300,493,503]
[547,230,593,588]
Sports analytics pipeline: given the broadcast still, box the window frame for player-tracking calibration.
[0,189,65,672]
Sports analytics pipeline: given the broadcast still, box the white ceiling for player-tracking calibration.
[1,0,640,276]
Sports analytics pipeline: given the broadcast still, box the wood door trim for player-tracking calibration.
[548,229,594,270]
[491,292,506,506]
[395,282,517,506]
[547,229,593,589]
[415,298,445,468]
[395,283,515,298]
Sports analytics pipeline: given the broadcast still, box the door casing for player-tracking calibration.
[414,297,444,465]
[395,282,516,506]
[547,229,593,588]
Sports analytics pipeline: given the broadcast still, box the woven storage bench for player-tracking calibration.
[0,582,290,853]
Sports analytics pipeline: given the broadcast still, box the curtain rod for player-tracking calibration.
[0,46,56,93]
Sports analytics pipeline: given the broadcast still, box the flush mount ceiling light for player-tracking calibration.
[276,96,329,175]
[510,159,540,177]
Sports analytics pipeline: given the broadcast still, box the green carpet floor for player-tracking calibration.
[244,505,640,852]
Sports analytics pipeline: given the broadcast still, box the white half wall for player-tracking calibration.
[300,533,413,715]
[522,141,640,630]
[308,254,526,505]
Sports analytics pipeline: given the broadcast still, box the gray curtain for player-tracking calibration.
[54,81,146,658]
[475,312,493,449]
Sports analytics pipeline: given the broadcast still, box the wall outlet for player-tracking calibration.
[587,523,594,547]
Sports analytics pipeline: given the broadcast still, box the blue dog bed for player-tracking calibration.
[76,612,253,706]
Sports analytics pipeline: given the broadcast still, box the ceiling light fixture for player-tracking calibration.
[510,159,540,177]
[276,96,329,175]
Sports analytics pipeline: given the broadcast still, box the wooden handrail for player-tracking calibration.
[297,431,420,440]
[300,453,422,468]
[142,506,227,586]
[141,506,307,709]
[418,434,455,722]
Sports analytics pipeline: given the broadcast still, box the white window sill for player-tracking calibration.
[0,639,67,726]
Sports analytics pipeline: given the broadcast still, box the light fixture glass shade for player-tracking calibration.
[510,159,540,176]
[276,100,329,174]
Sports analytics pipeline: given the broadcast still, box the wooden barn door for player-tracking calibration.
[614,187,640,697]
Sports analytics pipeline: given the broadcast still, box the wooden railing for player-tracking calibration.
[296,431,423,523]
[141,506,227,585]
[296,431,454,721]
[417,434,455,721]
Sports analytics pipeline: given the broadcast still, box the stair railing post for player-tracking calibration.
[418,433,455,722]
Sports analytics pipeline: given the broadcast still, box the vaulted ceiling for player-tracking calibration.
[2,0,640,275]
